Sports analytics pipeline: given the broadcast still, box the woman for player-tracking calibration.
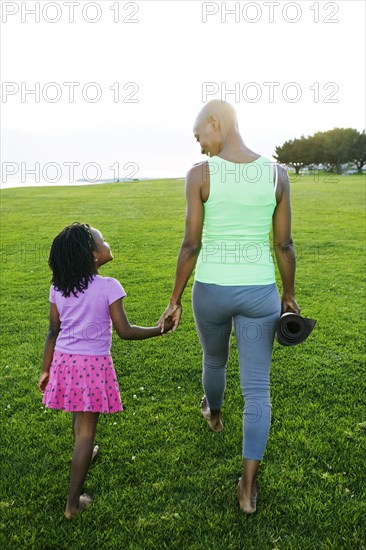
[159,100,300,514]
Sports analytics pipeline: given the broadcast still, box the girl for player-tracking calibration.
[38,222,173,519]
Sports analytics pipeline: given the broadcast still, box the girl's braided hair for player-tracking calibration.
[48,222,98,297]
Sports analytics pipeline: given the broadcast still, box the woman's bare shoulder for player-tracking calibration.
[187,161,209,184]
[275,164,290,204]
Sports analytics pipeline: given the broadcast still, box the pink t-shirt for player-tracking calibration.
[50,275,127,355]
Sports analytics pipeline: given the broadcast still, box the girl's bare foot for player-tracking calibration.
[64,494,93,519]
[201,396,223,432]
[237,477,258,514]
[91,445,99,463]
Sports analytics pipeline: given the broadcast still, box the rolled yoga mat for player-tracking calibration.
[275,312,317,346]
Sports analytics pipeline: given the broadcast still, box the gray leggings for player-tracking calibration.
[192,280,281,460]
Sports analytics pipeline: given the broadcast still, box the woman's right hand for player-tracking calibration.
[281,293,301,315]
[158,303,182,333]
[161,315,174,334]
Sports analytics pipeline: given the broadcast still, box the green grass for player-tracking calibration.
[1,174,365,549]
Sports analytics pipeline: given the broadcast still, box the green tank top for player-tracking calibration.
[194,155,278,286]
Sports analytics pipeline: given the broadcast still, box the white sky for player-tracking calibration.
[1,0,365,187]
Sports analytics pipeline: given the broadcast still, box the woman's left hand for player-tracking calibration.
[158,303,182,333]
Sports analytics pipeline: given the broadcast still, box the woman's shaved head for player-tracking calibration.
[193,100,239,157]
[194,100,238,134]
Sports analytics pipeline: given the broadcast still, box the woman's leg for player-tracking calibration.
[65,411,100,519]
[192,281,233,426]
[233,283,281,512]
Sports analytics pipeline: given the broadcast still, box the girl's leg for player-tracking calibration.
[192,282,232,430]
[65,411,100,519]
[233,283,281,512]
[72,413,99,464]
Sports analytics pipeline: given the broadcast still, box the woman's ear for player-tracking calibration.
[209,114,220,131]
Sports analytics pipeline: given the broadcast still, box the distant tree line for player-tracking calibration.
[274,128,366,175]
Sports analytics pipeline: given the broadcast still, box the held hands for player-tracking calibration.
[160,315,175,335]
[281,293,301,315]
[158,303,182,334]
[38,371,49,393]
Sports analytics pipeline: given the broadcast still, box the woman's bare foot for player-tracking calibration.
[201,396,223,432]
[64,494,93,519]
[237,477,258,514]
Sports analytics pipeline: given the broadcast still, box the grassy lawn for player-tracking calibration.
[0,174,365,549]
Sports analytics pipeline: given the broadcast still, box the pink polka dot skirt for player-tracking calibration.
[42,350,123,413]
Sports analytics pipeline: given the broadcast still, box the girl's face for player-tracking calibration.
[90,227,113,267]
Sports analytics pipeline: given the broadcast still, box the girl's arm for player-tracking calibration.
[38,303,61,392]
[109,298,173,340]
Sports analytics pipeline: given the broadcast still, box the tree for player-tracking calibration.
[275,128,365,175]
[321,128,360,173]
[274,137,308,175]
[307,132,326,166]
[352,130,366,173]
